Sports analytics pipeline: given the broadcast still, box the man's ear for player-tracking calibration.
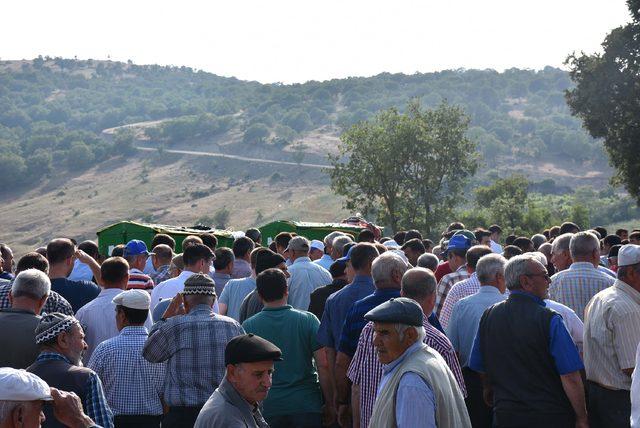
[403,326,418,345]
[12,403,25,425]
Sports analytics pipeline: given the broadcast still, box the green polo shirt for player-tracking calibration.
[242,305,322,417]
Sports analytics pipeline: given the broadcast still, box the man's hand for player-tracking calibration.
[50,388,95,428]
[337,404,351,427]
[74,250,94,265]
[575,417,589,428]
[322,404,336,427]
[162,294,185,319]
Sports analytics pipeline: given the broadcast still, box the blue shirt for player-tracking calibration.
[50,277,101,313]
[468,290,584,375]
[315,254,334,271]
[338,288,401,357]
[428,312,445,335]
[317,275,375,349]
[446,285,506,367]
[286,257,333,311]
[219,276,256,321]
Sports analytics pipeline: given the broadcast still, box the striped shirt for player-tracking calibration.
[127,268,154,290]
[549,262,615,320]
[584,279,640,390]
[0,281,73,316]
[347,317,466,428]
[439,272,480,329]
[435,265,469,317]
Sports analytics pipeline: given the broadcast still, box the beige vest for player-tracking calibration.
[369,344,471,428]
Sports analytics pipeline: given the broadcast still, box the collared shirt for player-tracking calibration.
[35,352,113,428]
[584,279,640,390]
[50,277,101,313]
[143,304,244,406]
[545,299,584,353]
[338,288,401,357]
[435,265,469,317]
[195,377,269,428]
[630,343,640,426]
[127,268,154,290]
[317,275,375,349]
[308,278,349,320]
[549,262,615,320]
[490,240,503,254]
[231,259,253,279]
[219,276,256,321]
[68,260,94,282]
[211,272,232,297]
[0,282,73,315]
[469,290,584,376]
[88,326,165,416]
[439,272,480,329]
[348,316,466,428]
[286,257,333,311]
[76,288,153,364]
[314,254,334,271]
[143,256,157,276]
[151,264,171,286]
[150,270,219,314]
[446,285,506,367]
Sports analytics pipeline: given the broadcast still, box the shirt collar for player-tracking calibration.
[37,351,72,364]
[456,264,468,273]
[509,289,546,306]
[382,340,424,375]
[570,262,596,270]
[178,270,196,280]
[189,303,214,315]
[351,274,373,284]
[219,377,258,416]
[263,305,292,312]
[478,285,503,294]
[120,325,149,335]
[99,288,124,297]
[293,257,312,264]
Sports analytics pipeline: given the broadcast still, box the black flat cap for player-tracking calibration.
[364,297,423,326]
[225,333,283,366]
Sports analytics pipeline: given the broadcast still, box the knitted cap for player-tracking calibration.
[182,273,217,296]
[35,313,80,345]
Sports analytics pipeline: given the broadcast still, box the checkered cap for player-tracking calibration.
[35,313,79,345]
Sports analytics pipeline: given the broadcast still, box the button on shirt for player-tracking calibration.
[89,326,165,416]
[286,257,333,311]
[219,276,256,321]
[584,279,640,390]
[439,272,480,329]
[314,254,334,271]
[446,286,506,367]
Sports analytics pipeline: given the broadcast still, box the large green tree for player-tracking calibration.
[565,0,640,203]
[329,100,478,234]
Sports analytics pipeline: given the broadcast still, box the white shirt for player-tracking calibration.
[631,342,640,426]
[287,257,333,310]
[76,288,153,364]
[490,240,503,254]
[545,299,584,354]
[67,259,94,282]
[150,270,219,313]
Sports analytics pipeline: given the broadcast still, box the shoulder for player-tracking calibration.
[197,393,245,427]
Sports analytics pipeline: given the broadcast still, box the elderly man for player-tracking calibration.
[285,236,332,310]
[28,313,113,428]
[195,334,281,427]
[0,269,50,369]
[309,240,325,261]
[583,244,640,427]
[550,231,615,320]
[469,254,587,427]
[143,274,244,428]
[365,298,470,428]
[313,232,342,270]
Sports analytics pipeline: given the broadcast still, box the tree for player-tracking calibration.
[329,100,478,234]
[67,141,95,169]
[243,123,270,144]
[213,207,230,229]
[566,0,640,203]
[475,175,529,231]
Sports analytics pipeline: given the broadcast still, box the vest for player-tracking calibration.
[479,293,574,426]
[369,344,471,428]
[28,358,92,428]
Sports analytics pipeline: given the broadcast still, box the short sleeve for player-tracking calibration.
[549,315,584,375]
[316,300,333,348]
[219,283,230,305]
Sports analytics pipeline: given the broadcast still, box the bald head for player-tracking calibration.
[401,267,437,302]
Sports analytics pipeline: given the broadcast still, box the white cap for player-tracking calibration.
[112,289,151,310]
[383,240,400,249]
[389,249,410,265]
[618,244,640,267]
[310,240,325,252]
[0,368,52,401]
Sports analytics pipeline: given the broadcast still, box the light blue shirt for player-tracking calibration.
[68,260,94,282]
[446,285,506,367]
[219,277,256,321]
[315,254,334,271]
[286,257,332,310]
[143,257,156,276]
[378,341,436,428]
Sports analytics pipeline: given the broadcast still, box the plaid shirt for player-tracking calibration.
[435,265,469,317]
[0,282,73,315]
[88,326,165,416]
[35,352,113,428]
[143,304,244,406]
[151,265,171,286]
[439,273,480,329]
[549,262,615,320]
[347,318,466,428]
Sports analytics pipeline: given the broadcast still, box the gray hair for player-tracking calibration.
[401,267,436,300]
[552,233,573,254]
[372,252,408,286]
[324,231,345,248]
[332,236,353,257]
[394,324,426,343]
[476,254,507,284]
[11,269,50,300]
[531,234,547,250]
[0,401,20,422]
[531,252,548,266]
[504,254,542,290]
[417,253,439,271]
[569,231,600,259]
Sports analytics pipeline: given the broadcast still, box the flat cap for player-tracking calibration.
[113,289,151,310]
[619,244,640,267]
[182,273,216,296]
[225,333,282,366]
[0,368,52,401]
[285,236,310,253]
[364,297,423,326]
[35,313,80,345]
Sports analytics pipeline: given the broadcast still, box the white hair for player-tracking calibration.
[11,269,51,300]
[332,236,353,257]
[504,254,543,290]
[531,252,548,266]
[324,231,345,247]
[372,252,408,285]
[394,324,426,343]
[476,253,507,284]
[569,231,599,259]
[0,401,20,422]
[417,253,439,271]
[552,233,573,254]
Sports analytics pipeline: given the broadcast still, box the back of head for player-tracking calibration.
[466,245,493,270]
[255,248,285,274]
[213,247,235,270]
[417,253,439,271]
[78,240,99,259]
[549,226,561,239]
[476,253,507,284]
[488,224,502,235]
[329,261,347,279]
[404,229,423,242]
[46,238,75,265]
[538,242,553,258]
[357,229,375,243]
[233,236,255,259]
[199,233,218,251]
[447,222,465,232]
[593,226,608,239]
[12,269,51,300]
[245,228,262,245]
[151,233,176,250]
[256,268,288,302]
[474,228,491,242]
[616,228,628,237]
[101,257,129,286]
[350,243,380,271]
[182,235,204,249]
[372,251,408,286]
[393,231,407,245]
[502,245,523,260]
[152,244,174,265]
[324,231,345,248]
[552,233,574,254]
[16,252,49,275]
[512,237,534,253]
[274,232,292,250]
[332,235,353,258]
[401,238,426,254]
[183,244,214,267]
[111,244,125,257]
[401,267,436,301]
[569,231,599,260]
[560,222,580,235]
[531,234,547,250]
[504,253,540,290]
[604,234,622,248]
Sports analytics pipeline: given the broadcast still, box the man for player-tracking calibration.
[617,228,630,241]
[365,298,471,428]
[512,237,535,253]
[315,231,344,270]
[583,244,640,426]
[401,238,426,266]
[232,237,255,279]
[309,240,325,261]
[243,269,330,427]
[285,236,332,310]
[348,268,466,428]
[551,233,574,272]
[199,233,218,253]
[308,261,349,320]
[538,242,555,275]
[488,224,503,253]
[357,229,376,243]
[439,245,492,329]
[417,252,439,271]
[602,234,623,267]
[76,257,152,364]
[549,231,615,320]
[0,269,50,369]
[143,274,244,428]
[211,247,234,296]
[28,313,114,428]
[68,241,100,282]
[195,334,281,428]
[435,234,472,317]
[329,235,353,267]
[630,231,640,245]
[89,290,165,428]
[47,239,101,313]
[144,234,176,276]
[531,234,547,250]
[474,229,492,248]
[122,240,154,291]
[274,232,293,259]
[560,221,581,235]
[150,243,214,311]
[446,254,507,427]
[149,244,173,285]
[219,248,261,320]
[469,254,587,427]
[0,243,14,280]
[245,228,262,246]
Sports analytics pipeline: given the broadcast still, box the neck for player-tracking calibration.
[263,298,287,308]
[354,269,371,277]
[48,264,70,279]
[482,282,504,293]
[375,281,399,290]
[10,298,39,313]
[573,257,597,267]
[103,283,125,290]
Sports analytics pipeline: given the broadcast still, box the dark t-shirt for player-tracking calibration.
[308,279,349,320]
[50,278,100,313]
[0,308,41,368]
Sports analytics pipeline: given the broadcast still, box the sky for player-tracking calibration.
[1,0,631,84]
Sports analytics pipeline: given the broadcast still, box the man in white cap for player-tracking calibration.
[88,290,165,428]
[584,244,640,426]
[309,240,325,261]
[285,236,332,310]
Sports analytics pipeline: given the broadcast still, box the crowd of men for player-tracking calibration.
[1,222,640,427]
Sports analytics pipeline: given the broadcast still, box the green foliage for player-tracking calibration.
[243,123,270,144]
[67,141,95,169]
[476,175,529,230]
[213,207,230,229]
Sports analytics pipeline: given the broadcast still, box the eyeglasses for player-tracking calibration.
[524,273,550,281]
